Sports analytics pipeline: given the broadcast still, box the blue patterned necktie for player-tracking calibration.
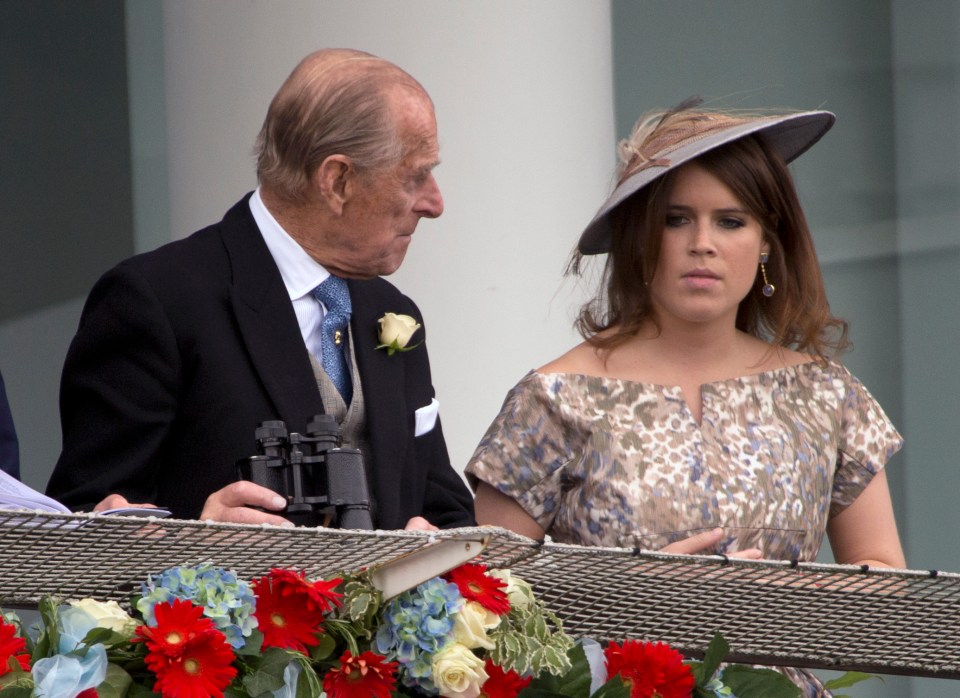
[311,275,352,404]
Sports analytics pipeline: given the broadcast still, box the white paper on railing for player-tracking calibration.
[0,469,171,518]
[370,534,489,599]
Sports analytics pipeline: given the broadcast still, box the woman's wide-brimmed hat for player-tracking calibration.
[577,106,835,255]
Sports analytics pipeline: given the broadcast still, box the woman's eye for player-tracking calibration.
[718,217,745,229]
[665,215,687,227]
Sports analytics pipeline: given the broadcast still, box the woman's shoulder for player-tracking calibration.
[537,341,605,376]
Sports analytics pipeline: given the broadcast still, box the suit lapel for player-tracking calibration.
[222,197,324,432]
[350,279,408,525]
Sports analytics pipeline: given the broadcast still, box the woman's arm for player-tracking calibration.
[474,482,547,540]
[827,469,906,568]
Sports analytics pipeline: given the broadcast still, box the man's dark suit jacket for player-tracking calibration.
[0,370,19,478]
[46,195,474,528]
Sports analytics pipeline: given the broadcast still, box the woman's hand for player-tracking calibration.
[661,527,762,559]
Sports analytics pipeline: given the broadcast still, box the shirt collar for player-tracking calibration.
[249,187,330,300]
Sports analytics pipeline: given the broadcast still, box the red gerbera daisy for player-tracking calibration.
[323,649,398,698]
[252,572,327,652]
[446,563,510,615]
[145,630,237,698]
[479,659,532,698]
[259,569,344,613]
[0,618,29,675]
[136,598,219,658]
[76,690,99,698]
[605,640,695,698]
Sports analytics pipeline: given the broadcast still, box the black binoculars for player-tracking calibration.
[236,414,373,529]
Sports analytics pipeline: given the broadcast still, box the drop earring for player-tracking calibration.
[759,252,775,297]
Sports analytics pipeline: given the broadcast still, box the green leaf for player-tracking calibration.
[542,645,569,673]
[0,660,33,694]
[34,597,61,659]
[721,665,801,698]
[311,632,337,661]
[241,647,295,695]
[500,632,522,657]
[0,688,34,698]
[0,656,28,681]
[295,661,322,698]
[692,633,729,685]
[127,683,162,698]
[525,614,546,638]
[823,671,882,690]
[82,627,116,646]
[347,591,373,619]
[524,643,592,697]
[242,631,265,657]
[96,663,134,698]
[590,675,632,698]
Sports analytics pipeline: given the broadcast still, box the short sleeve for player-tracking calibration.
[465,372,580,530]
[830,370,903,516]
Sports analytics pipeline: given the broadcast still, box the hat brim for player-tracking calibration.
[577,110,836,255]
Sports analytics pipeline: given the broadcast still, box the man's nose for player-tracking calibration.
[416,175,444,219]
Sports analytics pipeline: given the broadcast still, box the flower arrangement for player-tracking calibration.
[0,562,871,698]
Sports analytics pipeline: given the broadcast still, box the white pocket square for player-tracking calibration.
[414,398,440,437]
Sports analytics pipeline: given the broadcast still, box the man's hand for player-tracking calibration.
[660,527,762,559]
[403,516,438,532]
[93,494,160,512]
[199,481,294,527]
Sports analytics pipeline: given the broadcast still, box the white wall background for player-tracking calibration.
[139,1,615,475]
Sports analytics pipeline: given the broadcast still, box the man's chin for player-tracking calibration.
[377,258,406,276]
[380,241,413,275]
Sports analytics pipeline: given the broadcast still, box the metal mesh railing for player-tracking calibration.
[1,511,957,679]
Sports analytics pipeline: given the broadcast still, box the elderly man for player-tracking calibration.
[46,49,474,530]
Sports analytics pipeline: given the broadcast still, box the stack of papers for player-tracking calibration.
[0,469,170,518]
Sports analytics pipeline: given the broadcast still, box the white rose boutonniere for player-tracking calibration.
[376,312,422,355]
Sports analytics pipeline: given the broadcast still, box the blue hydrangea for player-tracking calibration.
[375,576,464,694]
[137,563,257,649]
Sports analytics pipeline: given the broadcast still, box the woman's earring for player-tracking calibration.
[759,252,775,297]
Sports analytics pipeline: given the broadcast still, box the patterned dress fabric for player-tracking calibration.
[466,359,902,697]
[466,358,902,560]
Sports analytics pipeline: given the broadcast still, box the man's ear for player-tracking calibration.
[314,154,354,215]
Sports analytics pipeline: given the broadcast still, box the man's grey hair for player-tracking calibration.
[255,49,429,201]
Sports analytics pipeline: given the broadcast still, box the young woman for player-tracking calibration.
[466,106,905,694]
[467,109,905,567]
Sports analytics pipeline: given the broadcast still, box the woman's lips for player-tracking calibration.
[682,269,720,288]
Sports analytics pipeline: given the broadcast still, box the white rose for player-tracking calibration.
[68,598,138,636]
[453,600,500,650]
[489,568,533,611]
[432,642,488,698]
[378,313,421,349]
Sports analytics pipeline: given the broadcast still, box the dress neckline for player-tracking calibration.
[534,357,834,391]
